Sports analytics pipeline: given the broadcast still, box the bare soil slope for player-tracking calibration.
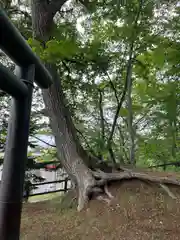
[21,171,180,240]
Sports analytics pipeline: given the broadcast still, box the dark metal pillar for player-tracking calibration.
[0,65,35,240]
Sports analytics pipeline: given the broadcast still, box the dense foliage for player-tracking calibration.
[0,0,180,171]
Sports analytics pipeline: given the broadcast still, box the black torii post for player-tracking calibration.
[0,65,35,239]
[0,9,52,240]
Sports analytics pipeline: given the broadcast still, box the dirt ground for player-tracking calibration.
[21,171,180,240]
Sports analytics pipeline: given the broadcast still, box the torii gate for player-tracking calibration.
[0,9,52,240]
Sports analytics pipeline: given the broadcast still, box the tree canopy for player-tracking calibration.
[1,0,180,210]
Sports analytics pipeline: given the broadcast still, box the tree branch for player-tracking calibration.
[106,0,143,161]
[107,47,134,148]
[149,162,180,168]
[107,73,119,104]
[30,135,56,148]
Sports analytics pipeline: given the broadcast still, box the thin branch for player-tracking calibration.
[107,73,119,104]
[107,0,143,151]
[99,99,116,165]
[30,135,56,148]
[149,162,180,168]
[102,117,111,134]
[10,9,32,21]
[62,60,77,106]
[134,105,154,127]
[102,74,126,164]
[59,8,73,14]
[106,0,144,146]
[107,47,134,147]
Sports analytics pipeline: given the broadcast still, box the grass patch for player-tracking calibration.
[28,192,64,202]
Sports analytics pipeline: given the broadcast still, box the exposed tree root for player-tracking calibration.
[104,184,114,199]
[77,190,89,212]
[92,169,180,186]
[159,184,176,199]
[77,168,180,211]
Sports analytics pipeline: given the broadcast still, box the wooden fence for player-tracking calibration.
[24,178,70,201]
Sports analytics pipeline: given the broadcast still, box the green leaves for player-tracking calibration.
[98,81,108,90]
[151,48,166,68]
[119,107,129,117]
[36,148,57,163]
[28,37,80,62]
[43,39,80,61]
[4,0,180,169]
[27,38,44,56]
[132,104,143,113]
[119,104,143,117]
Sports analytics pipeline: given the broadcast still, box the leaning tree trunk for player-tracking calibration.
[31,0,98,210]
[30,0,180,211]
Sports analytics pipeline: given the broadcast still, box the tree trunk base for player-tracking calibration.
[77,168,180,211]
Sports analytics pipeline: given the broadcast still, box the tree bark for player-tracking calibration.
[126,57,136,165]
[125,0,144,166]
[31,0,97,211]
